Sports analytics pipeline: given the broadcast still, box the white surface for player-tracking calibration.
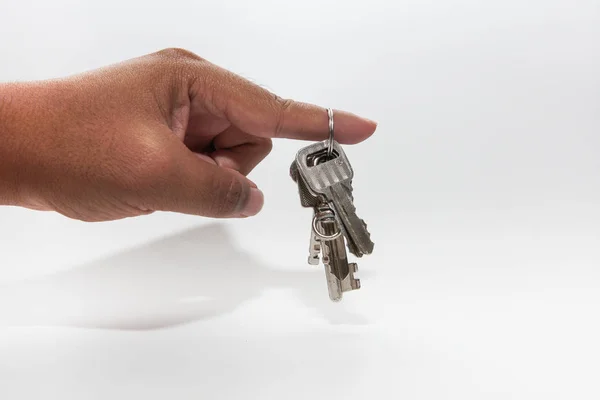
[1,0,599,398]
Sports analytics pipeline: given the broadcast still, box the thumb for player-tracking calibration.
[150,145,264,218]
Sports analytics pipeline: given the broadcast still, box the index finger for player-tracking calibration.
[195,61,378,144]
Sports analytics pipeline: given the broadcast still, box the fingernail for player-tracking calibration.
[240,187,264,217]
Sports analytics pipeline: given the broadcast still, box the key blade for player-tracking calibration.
[329,185,374,257]
[318,217,360,302]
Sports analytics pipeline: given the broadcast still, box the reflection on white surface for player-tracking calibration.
[1,213,600,399]
[0,224,370,330]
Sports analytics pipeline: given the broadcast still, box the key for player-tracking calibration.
[313,203,360,301]
[291,161,322,265]
[295,140,374,257]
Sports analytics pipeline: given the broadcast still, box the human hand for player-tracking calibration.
[0,48,377,222]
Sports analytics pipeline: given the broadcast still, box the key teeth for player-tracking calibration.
[361,219,371,235]
[349,263,361,290]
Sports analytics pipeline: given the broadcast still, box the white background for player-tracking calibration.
[1,0,599,398]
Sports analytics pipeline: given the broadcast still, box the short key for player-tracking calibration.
[290,161,321,265]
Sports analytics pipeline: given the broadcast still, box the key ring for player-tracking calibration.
[327,108,334,159]
[312,214,342,241]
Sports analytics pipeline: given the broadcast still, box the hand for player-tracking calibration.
[0,48,377,222]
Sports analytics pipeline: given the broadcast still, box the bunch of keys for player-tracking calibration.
[290,108,374,302]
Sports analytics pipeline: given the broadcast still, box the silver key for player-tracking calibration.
[314,204,360,301]
[295,140,374,257]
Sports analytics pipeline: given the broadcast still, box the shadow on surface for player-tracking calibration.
[0,224,369,330]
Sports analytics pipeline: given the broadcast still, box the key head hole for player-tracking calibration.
[307,148,340,167]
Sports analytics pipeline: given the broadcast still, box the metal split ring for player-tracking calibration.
[312,213,342,241]
[327,108,335,159]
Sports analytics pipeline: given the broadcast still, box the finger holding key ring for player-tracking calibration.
[327,108,334,159]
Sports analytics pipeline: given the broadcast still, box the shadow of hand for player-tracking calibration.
[0,224,369,330]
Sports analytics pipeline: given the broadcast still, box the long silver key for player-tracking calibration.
[314,204,360,301]
[292,160,360,299]
[295,140,374,257]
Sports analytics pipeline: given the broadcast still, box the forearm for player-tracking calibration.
[0,82,56,209]
[0,84,23,206]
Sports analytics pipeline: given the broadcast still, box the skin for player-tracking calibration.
[0,48,377,222]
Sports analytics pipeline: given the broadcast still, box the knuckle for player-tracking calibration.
[150,48,207,97]
[156,47,204,62]
[271,95,294,138]
[210,175,245,216]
